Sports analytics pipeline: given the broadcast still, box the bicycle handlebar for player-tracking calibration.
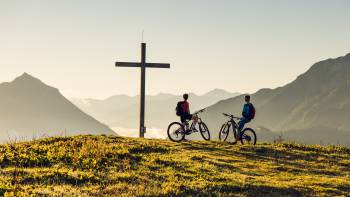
[194,108,206,115]
[222,113,240,120]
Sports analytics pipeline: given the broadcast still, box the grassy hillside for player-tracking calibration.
[0,135,349,196]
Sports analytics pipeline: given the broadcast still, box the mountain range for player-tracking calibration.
[0,73,115,143]
[71,89,240,137]
[1,53,349,145]
[202,53,350,146]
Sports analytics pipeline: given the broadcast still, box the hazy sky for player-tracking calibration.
[1,0,349,99]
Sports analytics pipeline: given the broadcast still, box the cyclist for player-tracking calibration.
[177,93,198,132]
[234,95,255,142]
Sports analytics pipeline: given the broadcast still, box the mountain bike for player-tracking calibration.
[219,113,257,145]
[167,108,210,142]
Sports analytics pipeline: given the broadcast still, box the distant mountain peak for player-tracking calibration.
[12,72,43,85]
[18,72,36,79]
[203,88,240,98]
[21,72,31,77]
[207,88,229,94]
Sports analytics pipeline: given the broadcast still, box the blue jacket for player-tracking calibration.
[242,103,251,119]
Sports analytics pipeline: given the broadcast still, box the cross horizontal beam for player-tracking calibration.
[115,62,170,68]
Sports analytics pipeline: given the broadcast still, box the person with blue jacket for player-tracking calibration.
[235,95,255,142]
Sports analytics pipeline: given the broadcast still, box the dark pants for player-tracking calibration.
[238,117,250,136]
[180,113,193,123]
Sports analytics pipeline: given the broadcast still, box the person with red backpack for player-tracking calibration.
[235,95,255,142]
[176,94,198,132]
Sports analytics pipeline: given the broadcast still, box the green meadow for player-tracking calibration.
[0,135,349,196]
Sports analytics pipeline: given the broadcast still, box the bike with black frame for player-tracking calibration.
[219,113,257,145]
[167,108,210,142]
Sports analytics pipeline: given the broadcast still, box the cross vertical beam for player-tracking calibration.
[115,43,170,138]
[140,43,146,138]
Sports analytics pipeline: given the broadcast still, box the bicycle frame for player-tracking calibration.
[188,114,203,130]
[182,108,205,130]
[226,119,238,137]
[222,113,241,138]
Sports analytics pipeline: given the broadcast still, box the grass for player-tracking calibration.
[0,135,349,196]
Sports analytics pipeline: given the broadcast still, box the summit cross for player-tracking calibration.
[115,43,170,138]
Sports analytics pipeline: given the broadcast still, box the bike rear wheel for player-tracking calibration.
[167,122,185,142]
[199,122,210,141]
[219,123,230,141]
[240,128,257,145]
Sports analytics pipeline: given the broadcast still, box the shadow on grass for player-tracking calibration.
[153,183,305,196]
[18,170,99,186]
[182,142,349,177]
[129,145,169,154]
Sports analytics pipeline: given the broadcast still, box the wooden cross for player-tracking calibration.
[115,43,170,138]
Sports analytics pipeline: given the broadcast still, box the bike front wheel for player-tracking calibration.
[240,128,257,145]
[219,123,230,141]
[199,122,210,141]
[167,122,185,142]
